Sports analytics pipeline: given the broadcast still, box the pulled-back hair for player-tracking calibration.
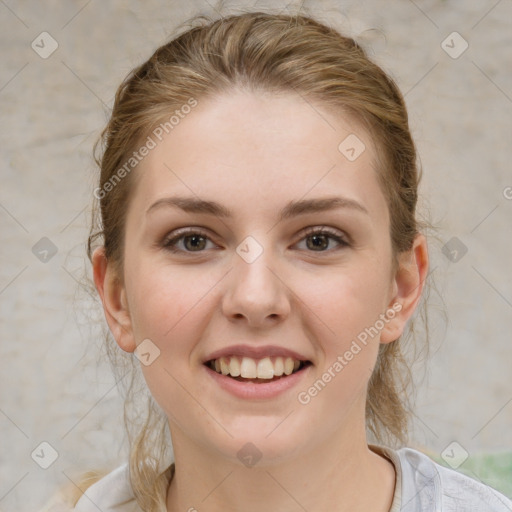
[86,10,429,510]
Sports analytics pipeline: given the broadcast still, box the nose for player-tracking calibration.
[221,242,291,328]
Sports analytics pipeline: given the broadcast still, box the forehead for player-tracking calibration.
[130,90,388,224]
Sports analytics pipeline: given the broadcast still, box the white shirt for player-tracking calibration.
[64,445,512,511]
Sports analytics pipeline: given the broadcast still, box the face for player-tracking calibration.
[95,89,425,465]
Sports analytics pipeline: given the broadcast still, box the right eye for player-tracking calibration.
[162,228,218,253]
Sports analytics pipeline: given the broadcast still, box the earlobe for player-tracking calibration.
[91,247,136,353]
[380,234,429,344]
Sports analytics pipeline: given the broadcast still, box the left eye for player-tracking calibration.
[295,228,349,252]
[162,227,348,254]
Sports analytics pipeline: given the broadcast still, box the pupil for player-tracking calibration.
[185,235,205,251]
[307,234,327,251]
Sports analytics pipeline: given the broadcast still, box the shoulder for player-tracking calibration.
[39,462,174,511]
[396,446,512,511]
[35,467,132,512]
[71,463,140,512]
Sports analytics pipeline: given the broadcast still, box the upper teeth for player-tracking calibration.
[211,356,302,379]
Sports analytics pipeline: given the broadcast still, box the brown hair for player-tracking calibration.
[86,10,429,510]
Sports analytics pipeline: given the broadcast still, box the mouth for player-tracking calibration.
[204,355,313,384]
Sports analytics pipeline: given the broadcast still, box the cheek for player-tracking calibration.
[294,270,388,421]
[302,264,392,347]
[128,264,216,420]
[127,258,206,340]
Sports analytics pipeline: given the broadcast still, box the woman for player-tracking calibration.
[45,10,512,512]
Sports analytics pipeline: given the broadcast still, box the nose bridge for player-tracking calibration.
[222,234,290,324]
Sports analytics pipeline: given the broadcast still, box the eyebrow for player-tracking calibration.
[146,195,369,221]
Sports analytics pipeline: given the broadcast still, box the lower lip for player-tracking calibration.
[203,363,312,400]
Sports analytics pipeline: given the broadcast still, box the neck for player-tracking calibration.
[165,419,396,512]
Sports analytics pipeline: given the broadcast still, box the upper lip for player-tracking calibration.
[203,344,312,364]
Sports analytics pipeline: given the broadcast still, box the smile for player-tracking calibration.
[206,355,310,381]
[203,356,313,399]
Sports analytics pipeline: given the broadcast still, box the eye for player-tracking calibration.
[295,226,349,253]
[162,228,217,253]
[161,226,350,255]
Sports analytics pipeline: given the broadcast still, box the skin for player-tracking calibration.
[93,89,428,512]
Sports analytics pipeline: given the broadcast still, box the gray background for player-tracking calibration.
[1,0,511,509]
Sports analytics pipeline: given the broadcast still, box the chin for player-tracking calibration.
[212,424,305,468]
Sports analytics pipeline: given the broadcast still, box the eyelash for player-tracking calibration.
[161,226,350,255]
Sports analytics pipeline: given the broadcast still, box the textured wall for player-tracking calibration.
[1,0,511,509]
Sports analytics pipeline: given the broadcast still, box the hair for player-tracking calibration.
[84,9,431,511]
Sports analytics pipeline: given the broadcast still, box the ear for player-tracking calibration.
[380,233,429,343]
[92,246,136,353]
